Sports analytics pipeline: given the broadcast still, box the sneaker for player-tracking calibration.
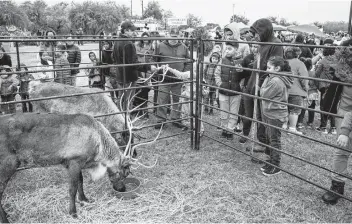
[262,166,281,176]
[288,127,302,135]
[316,127,328,134]
[227,133,234,140]
[282,123,288,130]
[331,127,337,135]
[234,125,242,133]
[239,136,247,144]
[307,123,314,129]
[297,123,304,129]
[221,131,228,138]
[260,162,272,171]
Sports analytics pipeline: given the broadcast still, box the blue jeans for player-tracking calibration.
[156,83,182,121]
[263,115,284,165]
[332,107,352,182]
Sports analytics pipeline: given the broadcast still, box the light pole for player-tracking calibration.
[232,4,235,22]
[131,0,133,18]
[349,0,352,34]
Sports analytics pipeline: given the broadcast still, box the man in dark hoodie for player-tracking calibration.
[112,21,156,110]
[66,36,81,86]
[153,27,191,129]
[245,18,284,162]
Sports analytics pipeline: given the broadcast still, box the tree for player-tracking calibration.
[69,1,123,35]
[230,14,249,25]
[142,1,163,20]
[313,21,323,29]
[162,10,173,29]
[46,2,70,34]
[291,21,299,26]
[267,16,279,25]
[205,23,220,30]
[115,4,130,20]
[187,13,202,28]
[279,18,292,27]
[0,1,30,29]
[20,0,48,32]
[323,21,348,33]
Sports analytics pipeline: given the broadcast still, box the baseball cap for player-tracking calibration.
[121,21,136,31]
[169,28,180,36]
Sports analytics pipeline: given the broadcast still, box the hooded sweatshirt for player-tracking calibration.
[260,74,293,120]
[153,40,191,83]
[287,58,309,97]
[246,19,284,94]
[112,33,151,83]
[204,51,221,87]
[223,23,250,59]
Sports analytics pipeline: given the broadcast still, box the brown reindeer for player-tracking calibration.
[28,81,127,140]
[0,112,162,223]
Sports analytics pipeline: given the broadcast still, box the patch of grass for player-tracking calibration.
[3,44,352,223]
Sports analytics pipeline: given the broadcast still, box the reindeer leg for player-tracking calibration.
[77,171,90,204]
[0,154,20,223]
[67,161,81,218]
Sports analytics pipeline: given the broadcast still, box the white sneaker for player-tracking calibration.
[288,127,302,135]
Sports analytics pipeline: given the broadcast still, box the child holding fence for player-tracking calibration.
[203,51,221,115]
[260,56,293,176]
[214,41,245,140]
[17,63,34,112]
[162,64,209,135]
[54,44,72,85]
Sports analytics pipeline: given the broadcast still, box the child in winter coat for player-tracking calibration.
[0,66,19,114]
[214,41,245,140]
[203,51,221,115]
[54,44,72,85]
[17,63,34,112]
[260,56,293,176]
[163,64,209,135]
[87,52,103,89]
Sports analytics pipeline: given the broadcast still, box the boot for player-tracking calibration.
[322,180,345,205]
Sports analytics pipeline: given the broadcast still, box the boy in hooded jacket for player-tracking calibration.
[260,56,293,176]
[215,41,245,140]
[204,51,221,115]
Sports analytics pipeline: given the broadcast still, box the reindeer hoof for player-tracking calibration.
[70,213,78,219]
[79,198,93,206]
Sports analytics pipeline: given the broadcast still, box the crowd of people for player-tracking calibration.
[1,18,352,205]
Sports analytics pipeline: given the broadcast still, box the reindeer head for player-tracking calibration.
[110,85,163,192]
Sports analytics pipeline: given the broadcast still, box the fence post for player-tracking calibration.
[194,38,204,150]
[98,39,104,89]
[190,39,194,150]
[250,56,261,160]
[15,41,21,70]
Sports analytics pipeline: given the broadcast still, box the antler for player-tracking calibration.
[121,83,163,160]
[139,65,169,85]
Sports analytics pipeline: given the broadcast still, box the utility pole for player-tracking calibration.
[349,0,352,34]
[232,4,235,23]
[141,0,144,17]
[131,0,133,18]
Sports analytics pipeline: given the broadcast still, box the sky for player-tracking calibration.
[12,0,352,27]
